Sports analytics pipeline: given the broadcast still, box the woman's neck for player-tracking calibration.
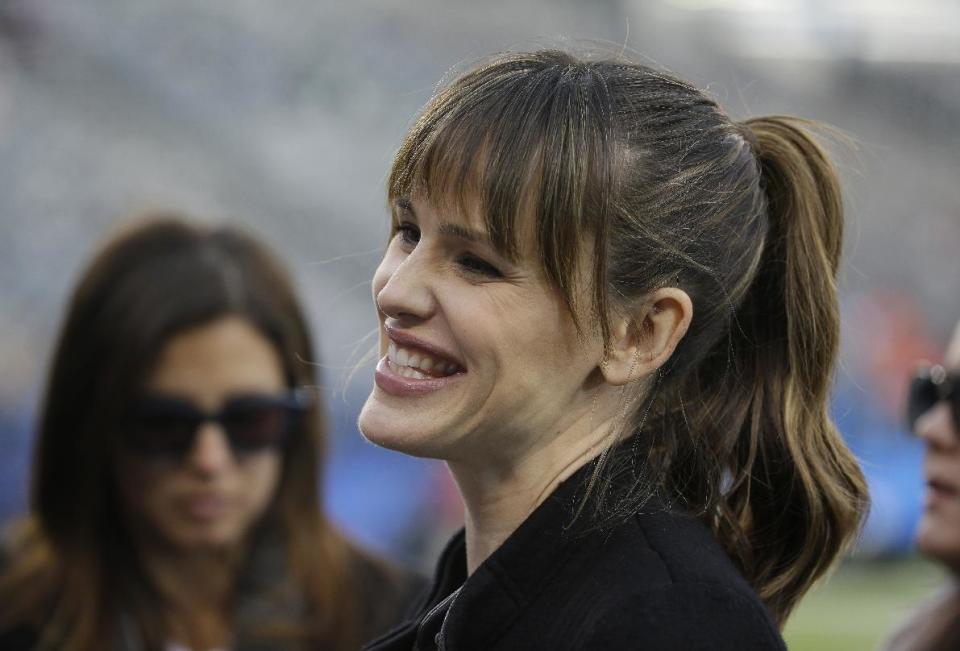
[138,541,241,649]
[449,402,619,575]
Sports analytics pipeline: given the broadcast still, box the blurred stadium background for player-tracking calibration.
[1,1,958,648]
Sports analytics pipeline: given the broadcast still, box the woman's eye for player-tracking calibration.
[394,222,420,247]
[457,254,502,278]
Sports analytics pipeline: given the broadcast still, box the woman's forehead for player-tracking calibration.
[398,193,483,226]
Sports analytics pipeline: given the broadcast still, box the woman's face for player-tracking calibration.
[358,195,605,467]
[117,316,285,552]
[915,322,960,572]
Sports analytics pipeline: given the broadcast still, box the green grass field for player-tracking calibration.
[783,557,948,651]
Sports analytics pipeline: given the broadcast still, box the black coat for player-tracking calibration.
[363,463,786,651]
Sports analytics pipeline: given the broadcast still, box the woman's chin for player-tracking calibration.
[916,514,960,570]
[162,523,244,553]
[358,424,434,458]
[358,403,444,459]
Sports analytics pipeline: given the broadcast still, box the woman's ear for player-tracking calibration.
[600,288,693,386]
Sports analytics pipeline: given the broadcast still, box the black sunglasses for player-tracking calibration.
[907,364,960,433]
[126,389,311,458]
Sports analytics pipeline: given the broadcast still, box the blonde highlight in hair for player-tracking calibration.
[389,49,868,624]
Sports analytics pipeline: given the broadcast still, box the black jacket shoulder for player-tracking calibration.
[576,509,784,650]
[517,507,785,651]
[363,468,785,651]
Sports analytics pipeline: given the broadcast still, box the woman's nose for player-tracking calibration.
[373,251,436,323]
[915,401,958,450]
[185,423,235,475]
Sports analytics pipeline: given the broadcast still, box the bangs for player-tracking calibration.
[388,51,616,331]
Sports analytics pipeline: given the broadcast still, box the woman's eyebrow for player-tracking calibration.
[393,196,412,211]
[438,222,490,245]
[394,196,495,247]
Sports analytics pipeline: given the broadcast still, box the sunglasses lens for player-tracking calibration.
[127,393,303,458]
[907,375,939,431]
[220,400,292,452]
[129,400,199,456]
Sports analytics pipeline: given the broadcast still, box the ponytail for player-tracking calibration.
[711,116,868,622]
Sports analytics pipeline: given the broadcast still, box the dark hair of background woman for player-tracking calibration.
[0,215,408,650]
[388,48,869,624]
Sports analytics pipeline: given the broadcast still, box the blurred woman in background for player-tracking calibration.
[883,319,960,650]
[0,215,421,651]
[358,49,868,650]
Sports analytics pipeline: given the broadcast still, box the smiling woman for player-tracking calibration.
[358,49,869,651]
[0,215,422,651]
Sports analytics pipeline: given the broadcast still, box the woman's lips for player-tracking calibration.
[375,325,466,396]
[374,355,464,396]
[180,494,232,520]
[926,478,960,508]
[382,325,464,371]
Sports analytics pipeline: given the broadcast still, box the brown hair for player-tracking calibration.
[0,215,387,650]
[388,49,868,624]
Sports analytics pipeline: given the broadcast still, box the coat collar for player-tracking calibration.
[418,460,603,650]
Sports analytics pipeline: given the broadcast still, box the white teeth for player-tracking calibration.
[398,366,428,380]
[388,342,460,377]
